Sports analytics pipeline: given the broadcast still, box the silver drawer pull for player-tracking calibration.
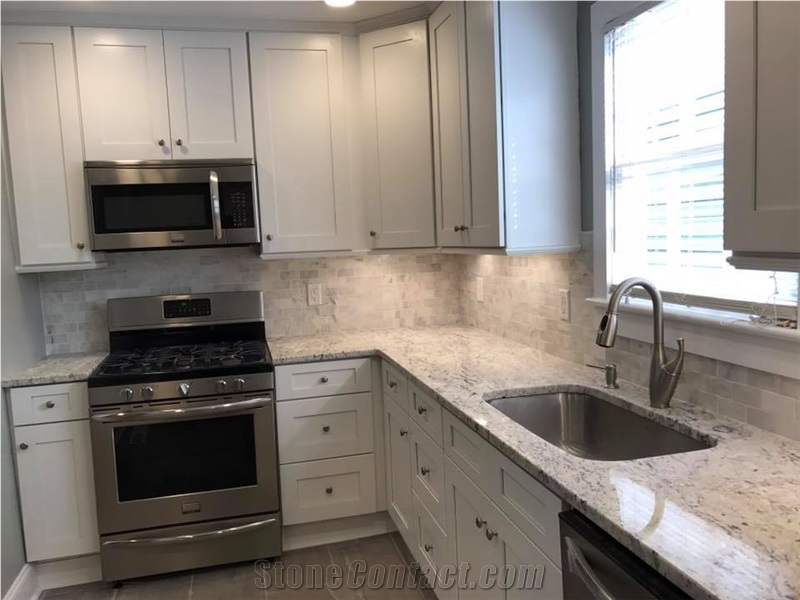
[399,429,408,437]
[475,517,487,529]
[45,400,55,409]
[565,537,616,600]
[322,425,330,433]
[417,405,427,415]
[320,376,329,383]
[326,487,333,495]
[485,529,498,541]
[424,543,433,552]
[420,466,430,476]
[388,380,397,389]
[18,443,28,450]
[102,518,277,547]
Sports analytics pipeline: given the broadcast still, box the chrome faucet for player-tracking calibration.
[595,277,685,408]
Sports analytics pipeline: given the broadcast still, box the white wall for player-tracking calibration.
[1,151,45,594]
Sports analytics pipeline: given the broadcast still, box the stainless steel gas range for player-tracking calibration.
[87,291,281,582]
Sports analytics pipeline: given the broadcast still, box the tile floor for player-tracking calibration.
[40,533,437,600]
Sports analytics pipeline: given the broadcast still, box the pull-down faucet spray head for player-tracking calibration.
[595,312,618,348]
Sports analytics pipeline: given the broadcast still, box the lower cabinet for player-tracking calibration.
[13,418,99,561]
[384,395,415,546]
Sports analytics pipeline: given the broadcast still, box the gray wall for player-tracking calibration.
[1,154,45,594]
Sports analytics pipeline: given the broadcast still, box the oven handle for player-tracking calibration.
[102,517,277,547]
[210,170,222,240]
[91,396,271,423]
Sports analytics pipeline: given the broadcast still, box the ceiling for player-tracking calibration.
[1,1,438,25]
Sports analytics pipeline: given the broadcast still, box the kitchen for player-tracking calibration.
[1,0,799,599]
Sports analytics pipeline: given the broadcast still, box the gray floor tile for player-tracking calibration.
[115,573,191,600]
[190,562,267,600]
[40,582,116,600]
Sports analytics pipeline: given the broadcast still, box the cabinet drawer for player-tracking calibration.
[443,409,491,490]
[488,448,563,566]
[277,393,374,464]
[10,383,89,426]
[280,454,376,526]
[411,490,447,577]
[382,361,408,412]
[276,359,371,401]
[409,382,442,447]
[410,421,445,529]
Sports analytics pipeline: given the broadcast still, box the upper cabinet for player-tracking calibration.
[250,33,352,254]
[74,28,253,161]
[430,1,580,253]
[360,21,435,249]
[2,25,103,271]
[724,2,800,271]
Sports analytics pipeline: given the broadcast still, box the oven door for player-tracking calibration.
[90,393,278,535]
[86,162,258,251]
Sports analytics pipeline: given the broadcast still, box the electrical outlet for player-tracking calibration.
[307,283,322,306]
[559,289,571,321]
[476,277,484,303]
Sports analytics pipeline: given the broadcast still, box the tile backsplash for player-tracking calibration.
[39,248,461,354]
[38,244,799,441]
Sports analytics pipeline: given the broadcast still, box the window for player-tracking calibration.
[603,0,798,324]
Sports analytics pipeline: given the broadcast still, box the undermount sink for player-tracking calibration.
[487,392,713,461]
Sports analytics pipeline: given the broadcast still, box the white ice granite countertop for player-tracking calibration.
[270,326,800,600]
[1,352,107,388]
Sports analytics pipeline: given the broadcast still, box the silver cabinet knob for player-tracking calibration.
[76,242,85,250]
[216,380,228,393]
[388,380,397,389]
[119,388,133,402]
[420,466,430,476]
[175,138,183,146]
[475,517,487,528]
[320,376,329,383]
[233,378,245,392]
[325,487,333,495]
[141,386,154,401]
[369,230,377,237]
[417,405,427,415]
[454,225,461,233]
[399,429,408,437]
[265,234,273,241]
[322,425,330,433]
[424,543,433,552]
[45,400,55,409]
[178,383,191,397]
[485,529,498,541]
[19,443,28,450]
[158,139,166,146]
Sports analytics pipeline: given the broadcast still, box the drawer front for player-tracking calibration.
[411,490,447,575]
[276,359,371,401]
[409,382,443,447]
[382,361,408,412]
[10,383,89,426]
[277,393,374,464]
[488,448,563,566]
[280,454,377,526]
[410,421,446,529]
[443,409,491,491]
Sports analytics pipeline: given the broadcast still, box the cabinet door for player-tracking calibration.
[430,1,471,247]
[15,420,99,561]
[74,28,171,160]
[360,21,435,249]
[384,396,414,546]
[725,2,800,257]
[464,1,503,248]
[163,31,253,159]
[2,26,97,268]
[250,33,352,253]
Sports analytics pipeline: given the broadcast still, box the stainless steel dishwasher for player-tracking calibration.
[560,511,691,600]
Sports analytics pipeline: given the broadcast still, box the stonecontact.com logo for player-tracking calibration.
[253,560,548,591]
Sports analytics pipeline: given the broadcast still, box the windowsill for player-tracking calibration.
[586,296,800,379]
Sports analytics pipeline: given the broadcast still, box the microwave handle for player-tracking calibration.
[209,170,222,240]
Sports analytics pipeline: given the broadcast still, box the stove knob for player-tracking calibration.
[233,378,245,392]
[119,388,133,402]
[178,383,191,397]
[141,386,154,401]
[216,380,228,393]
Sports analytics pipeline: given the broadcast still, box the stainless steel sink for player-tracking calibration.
[488,392,713,461]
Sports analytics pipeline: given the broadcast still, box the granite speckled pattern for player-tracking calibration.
[270,326,800,600]
[1,353,107,388]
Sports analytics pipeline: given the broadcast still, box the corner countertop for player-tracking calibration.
[269,326,800,600]
[1,353,107,388]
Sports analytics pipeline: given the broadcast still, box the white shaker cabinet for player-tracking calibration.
[163,31,253,159]
[250,33,353,254]
[384,395,415,548]
[360,21,435,249]
[74,28,172,161]
[725,2,800,271]
[430,1,580,253]
[2,26,103,272]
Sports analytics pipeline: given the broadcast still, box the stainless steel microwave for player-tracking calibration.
[85,160,260,251]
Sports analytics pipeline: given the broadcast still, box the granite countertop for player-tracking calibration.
[270,326,800,600]
[2,353,108,388]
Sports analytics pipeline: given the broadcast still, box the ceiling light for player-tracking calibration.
[325,0,356,7]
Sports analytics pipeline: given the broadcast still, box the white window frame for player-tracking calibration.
[589,1,800,379]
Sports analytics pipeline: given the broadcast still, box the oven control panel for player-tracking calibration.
[163,298,212,319]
